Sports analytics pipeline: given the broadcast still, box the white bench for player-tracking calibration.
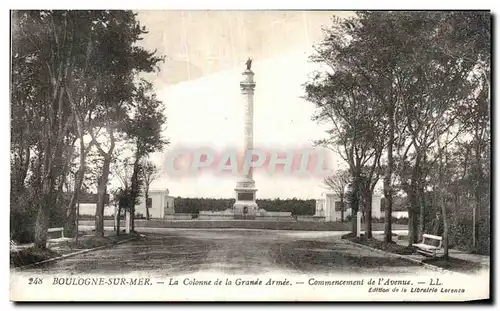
[412,234,444,257]
[47,227,64,239]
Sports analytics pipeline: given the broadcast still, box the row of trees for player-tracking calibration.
[11,11,168,248]
[306,11,490,256]
[174,198,235,214]
[257,198,316,216]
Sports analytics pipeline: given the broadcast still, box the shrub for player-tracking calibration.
[10,189,38,243]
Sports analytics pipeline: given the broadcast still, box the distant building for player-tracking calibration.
[134,189,175,219]
[314,192,383,222]
[77,190,176,219]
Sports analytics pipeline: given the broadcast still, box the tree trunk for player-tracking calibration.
[407,186,419,246]
[351,209,357,234]
[418,187,426,238]
[473,196,478,250]
[34,207,49,249]
[116,206,121,236]
[340,194,344,222]
[442,202,449,260]
[437,134,449,259]
[34,132,61,248]
[472,141,483,250]
[145,192,150,220]
[130,209,135,231]
[129,149,142,232]
[64,168,84,237]
[113,204,117,232]
[357,173,374,239]
[440,177,449,260]
[11,144,31,197]
[95,154,112,237]
[407,152,422,246]
[350,181,359,235]
[55,141,75,208]
[34,180,53,249]
[384,103,395,243]
[64,138,86,238]
[364,191,373,238]
[75,202,80,242]
[64,88,89,238]
[11,144,31,215]
[383,192,393,243]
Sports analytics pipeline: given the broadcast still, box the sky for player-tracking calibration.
[134,11,354,199]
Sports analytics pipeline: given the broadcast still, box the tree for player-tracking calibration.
[389,13,480,245]
[87,11,163,237]
[141,160,161,220]
[305,70,386,236]
[327,11,472,243]
[91,128,117,236]
[305,16,387,237]
[11,10,165,247]
[124,81,168,231]
[338,12,406,243]
[436,12,490,251]
[12,11,89,248]
[306,11,490,248]
[324,169,350,221]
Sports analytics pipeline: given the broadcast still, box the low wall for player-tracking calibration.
[197,210,294,221]
[198,214,235,220]
[254,216,294,221]
[198,210,235,220]
[164,214,193,220]
[258,211,292,217]
[199,210,234,215]
[297,216,326,222]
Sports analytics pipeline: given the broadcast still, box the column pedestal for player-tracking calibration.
[233,178,258,218]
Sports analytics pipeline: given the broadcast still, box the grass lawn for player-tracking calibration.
[89,219,408,231]
[62,232,140,251]
[343,234,414,255]
[10,247,61,268]
[10,232,140,268]
[422,257,484,273]
[268,238,418,273]
[344,234,486,274]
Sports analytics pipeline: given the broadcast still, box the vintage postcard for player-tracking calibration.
[9,10,491,301]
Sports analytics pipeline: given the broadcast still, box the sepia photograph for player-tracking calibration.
[9,8,491,302]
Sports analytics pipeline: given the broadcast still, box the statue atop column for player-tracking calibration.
[246,58,252,71]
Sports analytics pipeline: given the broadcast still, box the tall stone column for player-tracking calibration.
[233,59,259,217]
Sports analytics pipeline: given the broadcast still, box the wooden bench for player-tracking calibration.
[412,234,443,257]
[47,227,65,239]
